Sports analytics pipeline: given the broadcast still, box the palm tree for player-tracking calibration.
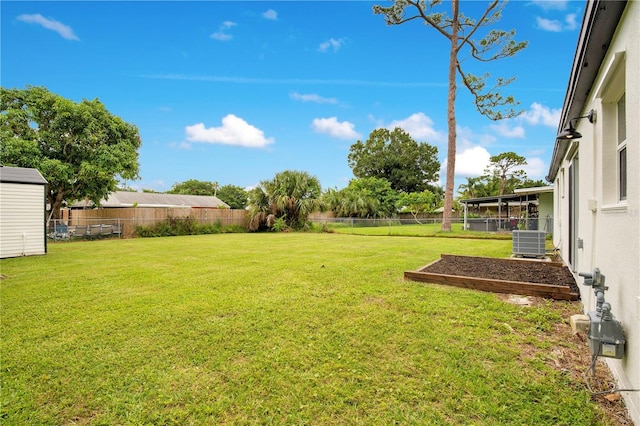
[247,170,322,231]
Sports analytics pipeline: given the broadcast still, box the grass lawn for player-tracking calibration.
[317,221,513,239]
[0,233,610,424]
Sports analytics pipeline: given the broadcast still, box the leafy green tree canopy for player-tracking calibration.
[396,190,437,223]
[1,86,141,219]
[348,127,439,193]
[323,177,398,218]
[168,179,219,196]
[483,151,527,196]
[217,185,248,210]
[457,152,545,199]
[247,170,322,231]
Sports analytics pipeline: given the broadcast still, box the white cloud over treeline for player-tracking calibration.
[185,114,274,148]
[311,117,360,140]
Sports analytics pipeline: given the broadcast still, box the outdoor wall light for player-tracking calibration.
[556,109,596,140]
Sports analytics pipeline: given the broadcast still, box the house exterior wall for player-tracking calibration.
[0,182,47,258]
[553,2,639,422]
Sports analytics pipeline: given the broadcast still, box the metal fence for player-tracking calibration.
[48,218,124,240]
[308,216,553,234]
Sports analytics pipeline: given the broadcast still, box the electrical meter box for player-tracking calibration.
[587,310,625,359]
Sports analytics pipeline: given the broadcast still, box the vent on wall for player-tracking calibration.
[512,230,547,258]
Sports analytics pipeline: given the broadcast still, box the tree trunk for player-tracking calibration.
[49,190,65,220]
[441,0,459,232]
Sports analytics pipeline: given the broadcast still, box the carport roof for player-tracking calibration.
[459,186,553,206]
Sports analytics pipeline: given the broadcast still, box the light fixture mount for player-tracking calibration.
[556,109,596,140]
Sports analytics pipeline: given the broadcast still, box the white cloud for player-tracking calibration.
[530,0,569,11]
[564,13,578,30]
[318,38,345,53]
[522,157,547,180]
[386,112,446,144]
[456,125,496,149]
[535,14,578,32]
[447,146,492,178]
[185,114,274,148]
[311,117,360,140]
[536,16,562,32]
[290,92,337,104]
[520,102,560,128]
[490,121,525,138]
[262,9,278,20]
[17,14,79,40]
[211,21,237,41]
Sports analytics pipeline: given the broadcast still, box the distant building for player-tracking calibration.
[459,186,554,233]
[70,191,230,209]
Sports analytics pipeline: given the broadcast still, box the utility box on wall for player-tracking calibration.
[512,230,546,258]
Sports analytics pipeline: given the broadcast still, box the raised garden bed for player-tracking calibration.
[404,254,580,301]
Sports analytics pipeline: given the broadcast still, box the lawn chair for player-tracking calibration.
[101,224,113,236]
[88,225,102,238]
[73,225,87,238]
[54,224,69,241]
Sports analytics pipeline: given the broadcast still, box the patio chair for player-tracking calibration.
[73,225,87,238]
[88,225,102,238]
[54,224,69,241]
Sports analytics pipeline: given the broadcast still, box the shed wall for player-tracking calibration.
[0,182,46,258]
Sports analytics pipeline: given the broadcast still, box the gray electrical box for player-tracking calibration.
[587,308,625,359]
[580,268,626,359]
[512,230,546,257]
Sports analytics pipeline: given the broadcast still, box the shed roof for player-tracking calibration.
[0,165,47,185]
[71,191,230,209]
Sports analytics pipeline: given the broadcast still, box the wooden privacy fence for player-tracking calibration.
[66,208,247,238]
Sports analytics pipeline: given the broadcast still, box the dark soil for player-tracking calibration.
[422,255,580,295]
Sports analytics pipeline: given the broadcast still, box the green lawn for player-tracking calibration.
[317,221,512,239]
[1,233,606,424]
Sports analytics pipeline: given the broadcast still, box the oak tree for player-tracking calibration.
[348,127,439,194]
[1,86,141,219]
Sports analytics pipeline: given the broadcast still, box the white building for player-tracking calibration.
[546,1,639,422]
[0,166,48,258]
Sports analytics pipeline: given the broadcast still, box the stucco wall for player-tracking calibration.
[553,2,639,422]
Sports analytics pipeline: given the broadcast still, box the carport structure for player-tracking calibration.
[459,186,554,233]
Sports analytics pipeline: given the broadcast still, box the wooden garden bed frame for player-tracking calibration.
[404,255,579,301]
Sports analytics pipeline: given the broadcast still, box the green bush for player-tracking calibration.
[135,216,245,238]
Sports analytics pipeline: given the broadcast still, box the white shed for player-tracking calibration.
[0,166,48,258]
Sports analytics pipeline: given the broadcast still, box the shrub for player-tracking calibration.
[135,216,245,238]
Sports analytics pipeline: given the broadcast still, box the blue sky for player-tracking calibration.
[1,0,584,193]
